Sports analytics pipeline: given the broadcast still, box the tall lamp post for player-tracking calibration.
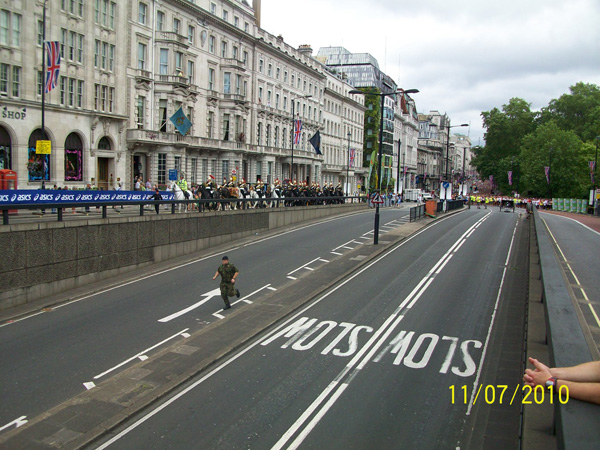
[444,122,468,181]
[594,136,599,215]
[346,131,351,197]
[290,94,312,182]
[350,88,419,244]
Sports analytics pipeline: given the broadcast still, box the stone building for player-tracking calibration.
[0,0,363,191]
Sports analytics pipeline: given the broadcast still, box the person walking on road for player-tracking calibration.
[212,255,240,309]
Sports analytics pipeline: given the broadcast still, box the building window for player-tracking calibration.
[208,68,215,90]
[207,111,214,138]
[156,11,164,30]
[159,48,168,75]
[222,10,228,21]
[159,99,167,132]
[158,153,166,184]
[64,132,83,181]
[208,35,215,53]
[188,25,194,44]
[221,40,227,58]
[0,11,20,46]
[187,60,194,84]
[223,114,230,140]
[223,72,231,94]
[137,43,146,69]
[173,18,180,35]
[27,129,50,182]
[136,96,145,129]
[175,51,183,73]
[138,2,147,24]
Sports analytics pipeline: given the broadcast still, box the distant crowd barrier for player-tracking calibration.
[552,198,588,214]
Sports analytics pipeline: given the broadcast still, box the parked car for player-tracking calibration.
[422,192,433,201]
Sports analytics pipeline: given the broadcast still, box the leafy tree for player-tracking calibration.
[519,121,586,198]
[540,82,600,142]
[474,98,537,189]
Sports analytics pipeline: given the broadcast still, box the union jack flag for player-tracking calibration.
[45,41,61,93]
[293,119,302,145]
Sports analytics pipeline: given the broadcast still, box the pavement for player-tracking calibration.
[540,209,600,233]
[0,205,437,449]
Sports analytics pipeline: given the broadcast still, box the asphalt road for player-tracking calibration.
[537,211,600,356]
[90,209,529,449]
[0,207,410,429]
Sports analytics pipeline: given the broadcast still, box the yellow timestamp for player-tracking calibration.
[449,384,569,405]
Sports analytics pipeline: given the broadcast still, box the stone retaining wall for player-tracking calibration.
[0,203,367,311]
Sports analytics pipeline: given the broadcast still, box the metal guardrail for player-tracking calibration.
[532,207,600,449]
[409,204,425,222]
[0,196,363,225]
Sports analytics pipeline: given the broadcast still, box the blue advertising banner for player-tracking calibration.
[0,190,175,205]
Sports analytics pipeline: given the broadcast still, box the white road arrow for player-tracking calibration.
[0,416,28,432]
[158,288,221,322]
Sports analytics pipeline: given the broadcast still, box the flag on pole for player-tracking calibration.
[590,161,596,183]
[508,170,513,186]
[294,119,302,145]
[349,148,355,168]
[169,107,192,136]
[544,166,550,184]
[45,41,61,93]
[309,130,322,155]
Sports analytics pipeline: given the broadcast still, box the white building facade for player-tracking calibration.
[0,0,362,191]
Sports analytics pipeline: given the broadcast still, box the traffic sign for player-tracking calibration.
[371,193,384,204]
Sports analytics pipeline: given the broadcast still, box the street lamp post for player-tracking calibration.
[594,137,599,215]
[396,138,402,196]
[444,122,469,181]
[350,88,418,244]
[290,94,312,182]
[347,131,351,197]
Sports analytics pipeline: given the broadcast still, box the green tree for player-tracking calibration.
[519,122,586,198]
[540,82,600,142]
[474,98,537,189]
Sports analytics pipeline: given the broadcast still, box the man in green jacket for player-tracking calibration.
[212,255,240,309]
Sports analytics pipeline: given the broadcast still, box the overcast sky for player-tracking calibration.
[259,0,600,146]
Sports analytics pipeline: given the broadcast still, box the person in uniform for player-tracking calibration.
[212,255,240,309]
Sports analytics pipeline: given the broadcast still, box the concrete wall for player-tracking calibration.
[0,203,367,311]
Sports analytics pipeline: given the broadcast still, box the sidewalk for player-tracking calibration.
[541,210,600,233]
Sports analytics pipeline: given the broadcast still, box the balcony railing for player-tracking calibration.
[156,31,189,48]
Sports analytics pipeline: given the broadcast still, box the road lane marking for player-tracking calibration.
[87,328,189,384]
[212,284,276,319]
[466,218,518,415]
[158,289,221,322]
[0,416,28,433]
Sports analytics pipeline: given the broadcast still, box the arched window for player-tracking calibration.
[0,126,12,170]
[65,133,83,181]
[27,129,50,181]
[98,136,111,150]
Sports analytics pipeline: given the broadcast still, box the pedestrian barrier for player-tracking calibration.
[531,207,600,449]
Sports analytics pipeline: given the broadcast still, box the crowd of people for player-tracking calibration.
[169,176,348,212]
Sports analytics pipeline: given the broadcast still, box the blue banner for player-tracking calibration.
[0,190,175,205]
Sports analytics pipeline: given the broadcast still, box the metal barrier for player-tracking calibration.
[0,196,361,225]
[409,204,425,222]
[532,207,600,449]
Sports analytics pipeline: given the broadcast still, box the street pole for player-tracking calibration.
[347,131,351,197]
[290,100,295,182]
[349,88,418,245]
[594,137,599,215]
[396,138,401,196]
[290,94,311,183]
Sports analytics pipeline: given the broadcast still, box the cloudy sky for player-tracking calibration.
[259,0,600,145]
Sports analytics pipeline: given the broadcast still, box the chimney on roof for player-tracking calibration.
[254,0,261,28]
[298,44,313,56]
